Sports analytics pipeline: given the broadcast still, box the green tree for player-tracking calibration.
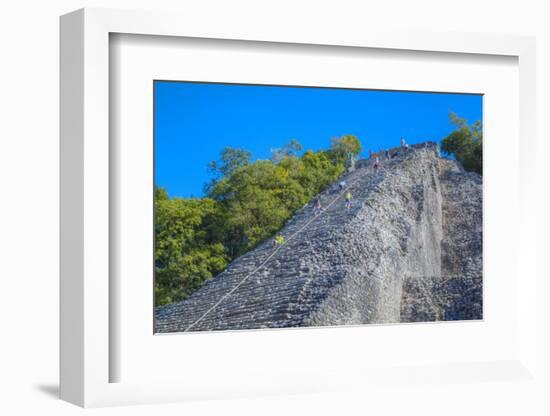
[205,147,252,196]
[207,147,251,179]
[155,188,228,306]
[270,138,303,163]
[298,150,344,197]
[328,134,362,165]
[441,112,482,174]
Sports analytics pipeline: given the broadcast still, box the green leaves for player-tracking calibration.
[155,194,229,306]
[208,147,251,176]
[441,112,482,175]
[328,134,362,164]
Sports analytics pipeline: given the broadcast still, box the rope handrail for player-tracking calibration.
[183,167,383,332]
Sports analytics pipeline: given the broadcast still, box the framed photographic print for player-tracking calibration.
[152,81,483,334]
[60,8,538,408]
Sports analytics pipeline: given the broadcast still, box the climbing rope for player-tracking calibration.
[183,167,381,332]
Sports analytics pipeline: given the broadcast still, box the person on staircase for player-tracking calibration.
[374,156,381,174]
[313,198,322,216]
[346,152,356,173]
[339,180,347,192]
[401,137,410,154]
[345,191,353,210]
[272,234,285,248]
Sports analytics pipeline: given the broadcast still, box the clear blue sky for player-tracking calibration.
[155,81,482,198]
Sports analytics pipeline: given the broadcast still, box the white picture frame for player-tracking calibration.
[60,7,537,408]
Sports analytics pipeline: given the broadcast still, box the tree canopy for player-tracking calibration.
[154,188,228,306]
[441,112,482,175]
[328,134,362,164]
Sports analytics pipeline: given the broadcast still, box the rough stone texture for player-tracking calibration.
[155,142,482,333]
[399,158,483,322]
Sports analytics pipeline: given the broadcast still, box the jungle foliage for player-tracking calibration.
[441,112,483,175]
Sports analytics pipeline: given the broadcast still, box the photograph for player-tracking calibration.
[153,81,483,333]
[2,1,541,413]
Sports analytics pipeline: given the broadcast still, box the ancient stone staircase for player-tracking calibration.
[155,142,482,333]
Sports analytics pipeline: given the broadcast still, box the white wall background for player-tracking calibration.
[0,1,548,415]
